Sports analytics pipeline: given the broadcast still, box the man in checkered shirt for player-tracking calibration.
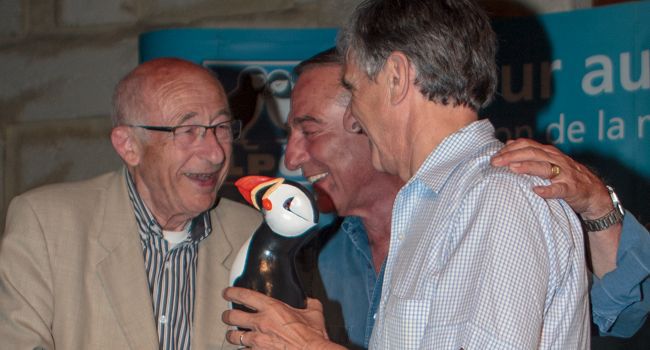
[335,0,589,348]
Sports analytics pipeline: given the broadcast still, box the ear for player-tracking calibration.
[385,51,412,105]
[111,126,141,167]
[342,104,364,134]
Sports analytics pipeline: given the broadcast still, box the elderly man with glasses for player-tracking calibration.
[0,58,261,350]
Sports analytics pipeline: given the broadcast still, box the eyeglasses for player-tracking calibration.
[127,119,242,147]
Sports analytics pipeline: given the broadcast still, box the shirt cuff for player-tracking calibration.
[590,212,650,333]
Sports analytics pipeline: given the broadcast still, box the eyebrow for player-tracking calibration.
[290,115,321,127]
[177,108,232,125]
[213,108,232,120]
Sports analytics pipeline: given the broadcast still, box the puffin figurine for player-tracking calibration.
[230,175,319,311]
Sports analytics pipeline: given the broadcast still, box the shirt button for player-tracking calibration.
[398,233,405,241]
[373,313,377,320]
[159,315,167,324]
[165,261,171,269]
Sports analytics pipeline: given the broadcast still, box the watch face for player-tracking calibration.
[606,185,625,216]
[614,202,625,216]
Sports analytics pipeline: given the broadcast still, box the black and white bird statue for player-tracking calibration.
[230,176,319,311]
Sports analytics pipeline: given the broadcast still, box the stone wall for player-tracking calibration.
[0,0,624,226]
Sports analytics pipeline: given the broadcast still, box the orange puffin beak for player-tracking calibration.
[234,176,284,210]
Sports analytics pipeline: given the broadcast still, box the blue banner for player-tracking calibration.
[139,4,649,223]
[485,2,649,233]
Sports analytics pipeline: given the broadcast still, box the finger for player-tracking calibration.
[305,297,324,312]
[222,308,257,330]
[498,138,545,153]
[506,161,556,178]
[532,182,569,199]
[496,138,565,160]
[492,146,553,167]
[510,138,563,156]
[226,329,249,346]
[223,287,271,312]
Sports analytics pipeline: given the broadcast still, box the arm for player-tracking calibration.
[591,213,650,337]
[221,287,345,350]
[0,196,56,348]
[491,138,650,337]
[454,177,586,348]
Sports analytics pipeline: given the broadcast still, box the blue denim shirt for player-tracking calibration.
[591,211,650,337]
[310,216,384,349]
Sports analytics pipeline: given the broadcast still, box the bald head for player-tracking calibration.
[111,58,226,126]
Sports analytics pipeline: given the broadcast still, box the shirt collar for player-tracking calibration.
[340,216,372,258]
[408,119,497,194]
[340,216,366,239]
[124,168,212,244]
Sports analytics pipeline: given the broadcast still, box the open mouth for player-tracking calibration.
[185,172,219,187]
[185,172,216,180]
[307,172,328,184]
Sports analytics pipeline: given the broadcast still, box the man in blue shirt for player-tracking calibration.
[283,51,402,349]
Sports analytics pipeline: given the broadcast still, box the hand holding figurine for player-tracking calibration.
[222,287,339,349]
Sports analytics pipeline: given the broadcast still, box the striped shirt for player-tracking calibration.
[126,170,212,350]
[369,120,590,349]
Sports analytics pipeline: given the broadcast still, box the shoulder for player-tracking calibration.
[2,170,126,262]
[7,170,122,220]
[441,143,580,234]
[14,171,121,203]
[454,140,548,201]
[209,197,262,244]
[211,197,261,222]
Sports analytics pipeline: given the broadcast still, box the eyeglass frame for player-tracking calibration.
[126,119,242,146]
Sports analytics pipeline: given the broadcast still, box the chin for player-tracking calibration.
[189,196,218,213]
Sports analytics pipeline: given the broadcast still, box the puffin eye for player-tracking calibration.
[283,197,294,211]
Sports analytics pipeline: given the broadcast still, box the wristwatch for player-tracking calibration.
[582,185,625,232]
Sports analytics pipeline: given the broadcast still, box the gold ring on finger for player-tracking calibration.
[550,164,561,179]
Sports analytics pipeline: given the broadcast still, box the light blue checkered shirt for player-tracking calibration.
[369,120,590,349]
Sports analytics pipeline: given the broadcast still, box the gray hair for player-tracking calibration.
[293,47,351,108]
[293,47,341,78]
[111,69,146,127]
[337,0,498,111]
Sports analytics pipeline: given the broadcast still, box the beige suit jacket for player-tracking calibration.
[0,170,262,349]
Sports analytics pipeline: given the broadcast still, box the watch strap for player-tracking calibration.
[583,208,624,232]
[582,185,625,232]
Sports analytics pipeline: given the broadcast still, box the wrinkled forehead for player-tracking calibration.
[145,70,228,120]
[148,67,225,97]
[289,67,350,118]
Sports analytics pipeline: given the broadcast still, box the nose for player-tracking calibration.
[198,129,228,164]
[284,133,308,171]
[343,103,363,134]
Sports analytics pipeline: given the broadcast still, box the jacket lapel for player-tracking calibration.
[192,206,236,350]
[95,171,159,350]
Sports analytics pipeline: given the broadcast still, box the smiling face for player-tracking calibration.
[118,61,232,229]
[341,53,400,176]
[284,65,382,216]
